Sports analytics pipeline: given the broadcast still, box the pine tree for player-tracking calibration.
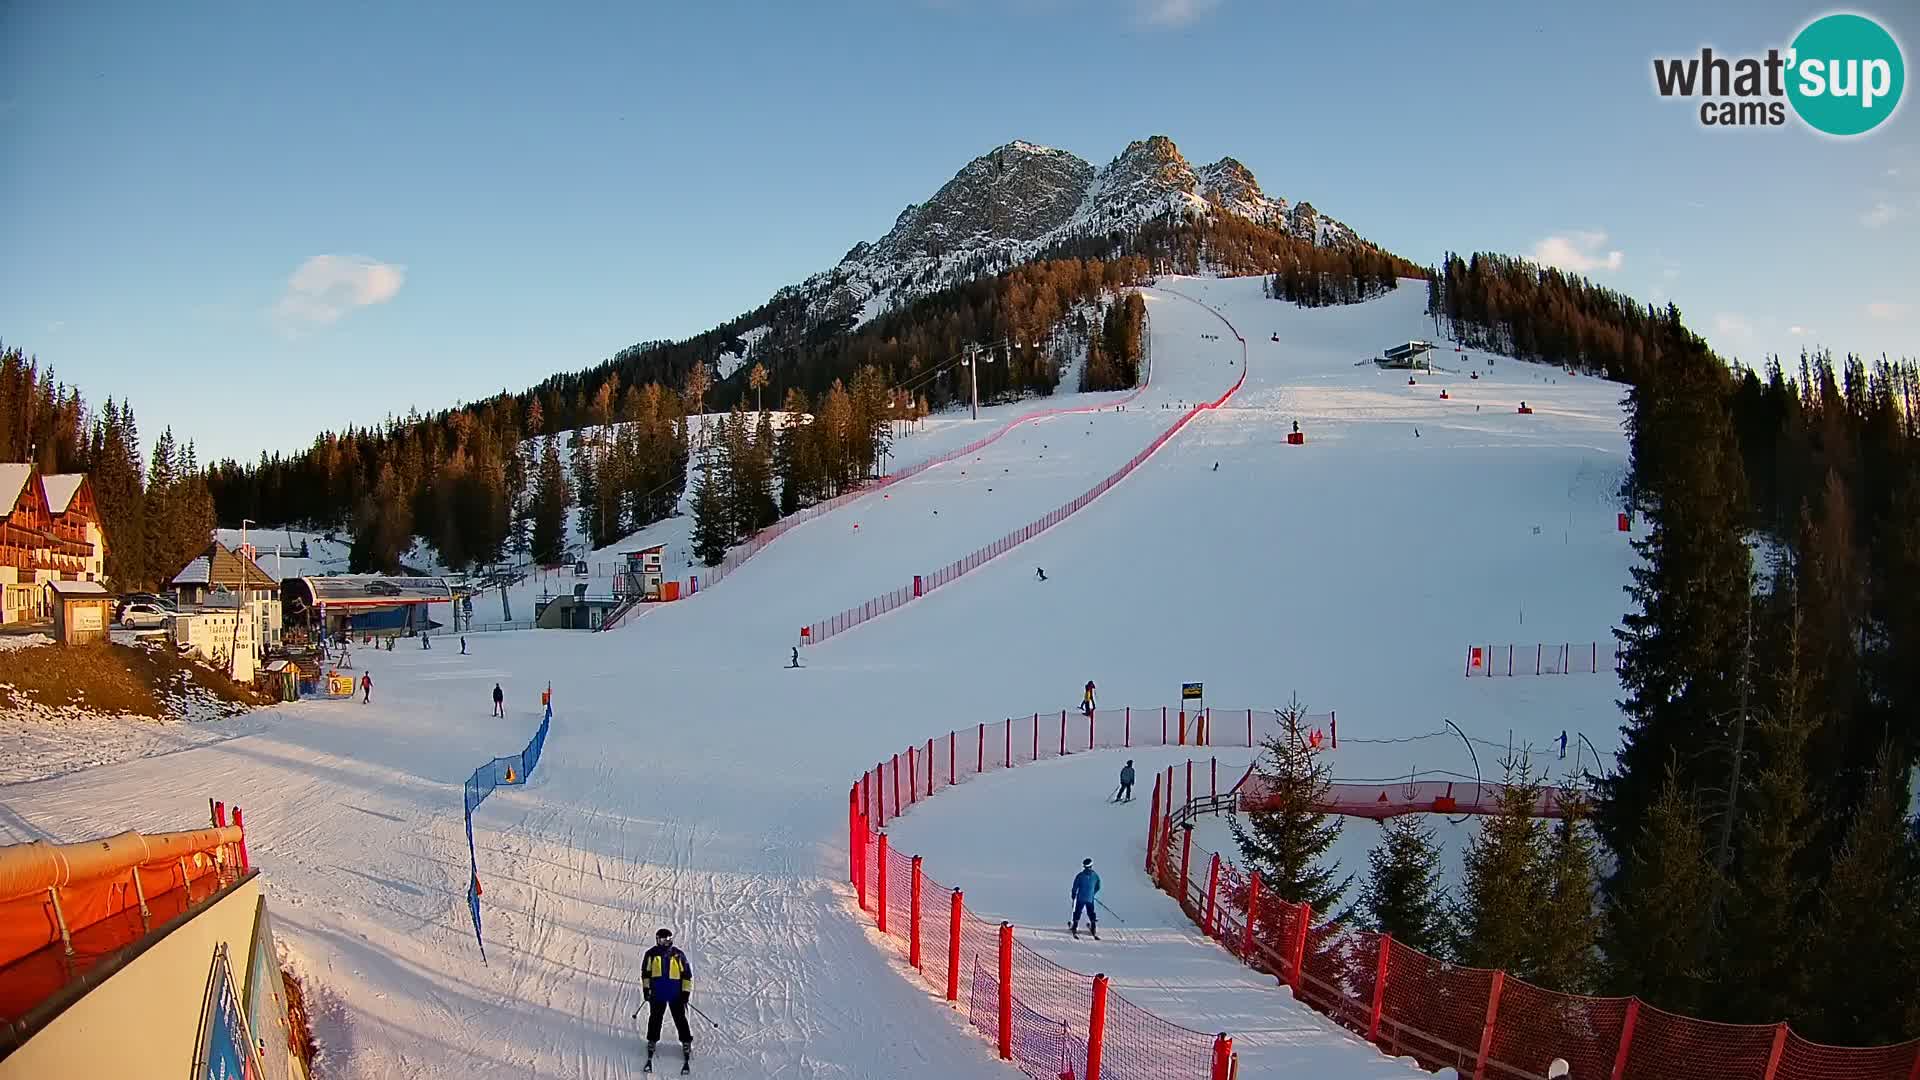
[749,409,779,531]
[530,436,569,565]
[1228,698,1350,915]
[1455,754,1549,974]
[350,462,412,574]
[749,362,769,414]
[1805,746,1920,1045]
[1355,814,1452,955]
[1534,792,1600,993]
[144,428,180,580]
[689,441,731,567]
[776,388,813,515]
[571,431,601,549]
[1602,764,1722,1014]
[1714,574,1816,1024]
[1602,318,1753,887]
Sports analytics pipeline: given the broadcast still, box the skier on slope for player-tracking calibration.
[1114,760,1136,803]
[361,672,372,704]
[640,928,695,1072]
[1071,859,1101,940]
[1035,567,1047,581]
[492,683,505,717]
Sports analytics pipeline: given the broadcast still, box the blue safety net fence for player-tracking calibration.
[463,692,553,960]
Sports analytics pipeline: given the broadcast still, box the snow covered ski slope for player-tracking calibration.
[1,276,1635,1079]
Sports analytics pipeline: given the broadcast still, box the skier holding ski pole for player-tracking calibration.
[1070,859,1101,940]
[635,928,695,1073]
[1112,760,1135,803]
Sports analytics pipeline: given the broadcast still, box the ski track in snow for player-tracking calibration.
[3,276,1632,1078]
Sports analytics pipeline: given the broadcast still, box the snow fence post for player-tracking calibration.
[233,807,249,871]
[1761,1024,1789,1080]
[1210,1034,1234,1080]
[1289,902,1311,994]
[1246,709,1253,746]
[1086,973,1110,1080]
[848,785,859,890]
[997,923,1014,1061]
[1609,998,1640,1080]
[876,833,889,934]
[1368,933,1391,1043]
[1211,757,1218,801]
[978,723,985,775]
[909,856,923,970]
[1124,706,1131,747]
[913,574,922,598]
[948,731,956,786]
[874,763,886,828]
[1331,711,1338,749]
[892,754,902,815]
[1204,853,1221,936]
[1087,707,1094,751]
[1060,710,1067,756]
[212,799,225,828]
[1242,873,1261,961]
[1145,776,1162,873]
[1178,709,1187,746]
[1032,713,1039,762]
[1162,706,1168,745]
[946,889,963,1002]
[907,745,917,804]
[926,738,935,794]
[1473,969,1505,1080]
[1186,760,1193,807]
[1178,825,1194,911]
[1004,720,1012,770]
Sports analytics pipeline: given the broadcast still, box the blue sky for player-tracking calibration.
[2,0,1915,462]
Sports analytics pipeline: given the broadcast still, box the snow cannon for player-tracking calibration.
[1286,430,1305,445]
[1517,402,1534,415]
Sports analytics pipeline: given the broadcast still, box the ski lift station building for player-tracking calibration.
[1377,340,1435,369]
[282,575,454,638]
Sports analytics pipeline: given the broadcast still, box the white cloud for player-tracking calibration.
[273,254,406,327]
[1714,313,1755,340]
[1135,0,1219,26]
[1862,201,1899,228]
[1530,231,1625,274]
[1787,324,1807,336]
[1867,301,1910,321]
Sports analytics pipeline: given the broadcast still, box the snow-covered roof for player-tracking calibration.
[40,474,84,513]
[0,464,30,514]
[170,542,278,590]
[47,579,109,596]
[172,556,213,586]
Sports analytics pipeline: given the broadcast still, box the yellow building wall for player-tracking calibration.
[0,876,306,1080]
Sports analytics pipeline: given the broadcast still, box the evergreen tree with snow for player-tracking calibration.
[1228,697,1349,915]
[1355,814,1451,956]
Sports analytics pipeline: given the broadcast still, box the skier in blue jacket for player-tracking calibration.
[1071,859,1101,939]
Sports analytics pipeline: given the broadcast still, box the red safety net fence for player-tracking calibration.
[1144,777,1920,1080]
[1465,641,1624,677]
[849,716,1241,1078]
[802,360,1247,647]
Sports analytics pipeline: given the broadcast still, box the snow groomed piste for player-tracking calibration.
[17,275,1869,1078]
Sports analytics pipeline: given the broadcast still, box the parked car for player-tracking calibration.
[119,602,169,629]
[118,591,176,611]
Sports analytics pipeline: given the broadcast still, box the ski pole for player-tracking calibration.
[1096,899,1126,924]
[688,1002,721,1029]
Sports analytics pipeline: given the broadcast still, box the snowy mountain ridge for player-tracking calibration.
[748,135,1365,352]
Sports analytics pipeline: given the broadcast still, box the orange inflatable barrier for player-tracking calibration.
[0,826,244,969]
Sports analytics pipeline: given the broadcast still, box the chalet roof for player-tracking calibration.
[47,579,110,596]
[170,541,278,591]
[40,474,85,514]
[0,464,30,515]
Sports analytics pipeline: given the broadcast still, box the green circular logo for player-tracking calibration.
[1787,13,1904,136]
